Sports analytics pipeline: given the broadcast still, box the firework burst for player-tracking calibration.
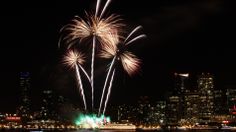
[98,26,146,115]
[59,14,124,49]
[59,0,146,118]
[99,26,146,76]
[119,51,141,76]
[63,50,88,110]
[63,50,85,68]
[59,10,124,110]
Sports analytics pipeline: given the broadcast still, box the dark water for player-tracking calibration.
[31,130,232,132]
[0,130,233,132]
[45,130,231,132]
[52,130,233,132]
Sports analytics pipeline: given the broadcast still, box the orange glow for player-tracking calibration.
[6,116,21,121]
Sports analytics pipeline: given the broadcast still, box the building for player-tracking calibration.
[40,90,56,120]
[174,73,189,120]
[153,101,166,125]
[166,96,180,125]
[117,104,136,123]
[174,73,189,94]
[214,90,226,115]
[226,89,236,118]
[184,90,199,124]
[17,72,31,123]
[197,73,214,121]
[39,90,66,121]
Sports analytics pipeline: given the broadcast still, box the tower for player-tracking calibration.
[226,89,236,118]
[197,73,214,121]
[18,72,31,123]
[174,73,189,94]
[174,73,189,119]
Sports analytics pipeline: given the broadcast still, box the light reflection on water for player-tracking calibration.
[38,130,232,132]
[52,130,136,132]
[0,130,232,132]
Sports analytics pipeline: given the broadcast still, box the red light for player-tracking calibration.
[5,116,21,121]
[222,120,229,124]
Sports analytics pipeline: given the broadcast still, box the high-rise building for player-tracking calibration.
[174,73,189,94]
[166,96,180,125]
[184,90,199,124]
[39,90,65,121]
[153,101,166,125]
[197,73,214,121]
[136,96,150,125]
[174,73,189,119]
[40,90,56,120]
[226,89,236,117]
[117,104,135,123]
[214,90,226,115]
[17,72,31,122]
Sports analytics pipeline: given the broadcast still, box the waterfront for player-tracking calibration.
[0,129,234,132]
[1,125,236,132]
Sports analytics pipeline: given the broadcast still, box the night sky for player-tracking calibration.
[0,0,235,112]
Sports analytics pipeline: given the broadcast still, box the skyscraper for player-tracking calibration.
[174,73,189,119]
[226,89,236,117]
[17,72,31,123]
[154,101,166,125]
[214,90,226,115]
[174,73,189,94]
[184,90,199,124]
[40,90,56,120]
[39,90,65,121]
[197,73,214,121]
[166,96,180,125]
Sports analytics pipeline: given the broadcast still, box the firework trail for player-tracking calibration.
[78,64,91,82]
[59,0,145,115]
[125,34,147,46]
[91,36,95,110]
[95,0,101,17]
[99,26,146,115]
[102,69,116,115]
[63,50,87,110]
[75,64,87,110]
[98,56,116,115]
[59,9,123,111]
[124,26,143,43]
[99,0,112,19]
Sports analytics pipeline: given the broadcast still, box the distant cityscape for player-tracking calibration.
[114,73,236,127]
[1,71,236,130]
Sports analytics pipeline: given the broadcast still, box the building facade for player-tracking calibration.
[17,72,31,123]
[197,73,214,121]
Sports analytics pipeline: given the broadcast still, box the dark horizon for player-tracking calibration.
[0,0,235,113]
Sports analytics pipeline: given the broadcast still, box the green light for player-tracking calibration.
[75,114,111,129]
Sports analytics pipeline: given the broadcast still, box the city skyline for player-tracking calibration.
[0,0,235,112]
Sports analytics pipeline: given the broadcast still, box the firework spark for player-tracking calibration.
[102,69,116,115]
[58,14,123,49]
[99,26,146,76]
[63,50,85,68]
[59,0,145,116]
[63,50,88,110]
[95,0,101,17]
[59,11,124,111]
[75,64,87,111]
[98,56,117,115]
[75,114,110,129]
[99,0,112,19]
[98,26,146,115]
[119,51,141,76]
